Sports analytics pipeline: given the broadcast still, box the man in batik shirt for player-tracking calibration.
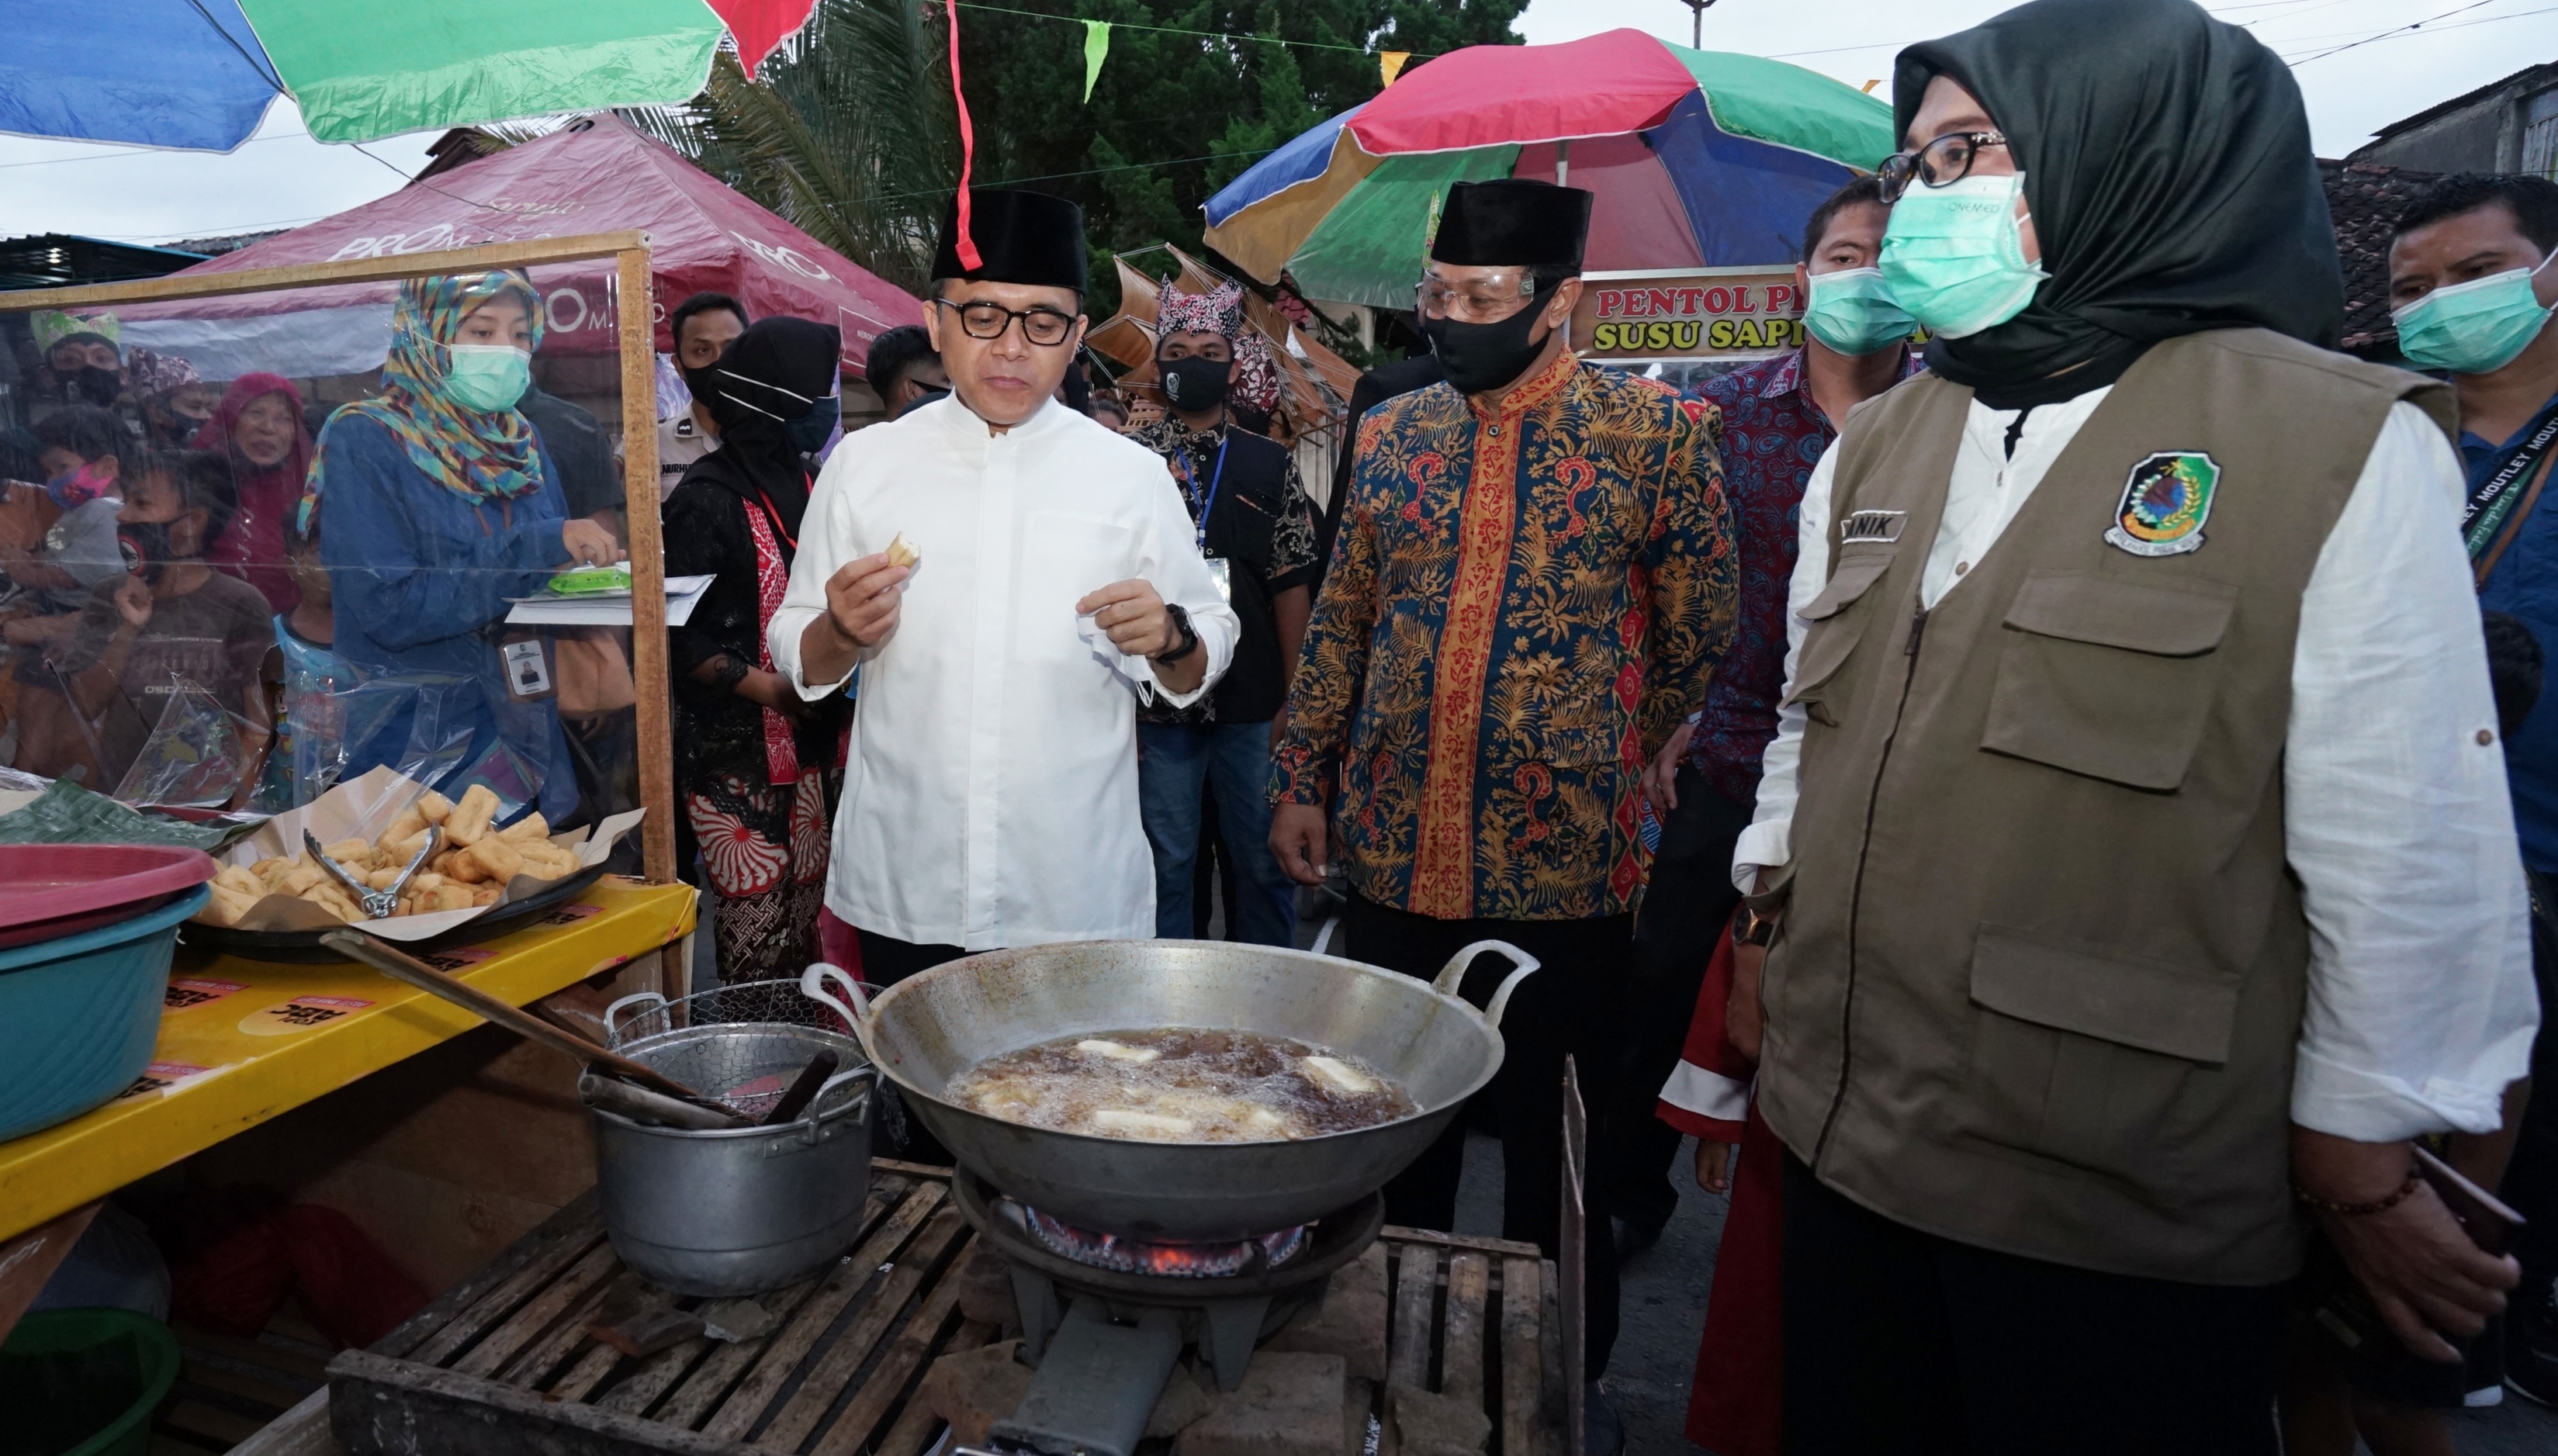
[1130,279,1320,946]
[1270,178,1736,1420]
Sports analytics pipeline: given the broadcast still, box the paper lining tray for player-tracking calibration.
[181,764,644,964]
[187,860,612,963]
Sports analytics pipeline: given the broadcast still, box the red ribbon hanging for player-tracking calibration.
[947,0,981,270]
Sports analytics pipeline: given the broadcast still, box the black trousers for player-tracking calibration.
[1341,893,1629,1378]
[1607,767,1752,1232]
[2506,871,2558,1289]
[854,929,970,1164]
[1780,1152,2282,1455]
[855,928,969,987]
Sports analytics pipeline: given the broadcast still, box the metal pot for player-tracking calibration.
[803,938,1536,1241]
[590,1019,874,1296]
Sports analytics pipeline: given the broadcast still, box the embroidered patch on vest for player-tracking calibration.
[1839,509,1906,544]
[2105,451,2221,558]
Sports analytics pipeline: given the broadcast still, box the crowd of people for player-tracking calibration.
[7,0,2558,1449]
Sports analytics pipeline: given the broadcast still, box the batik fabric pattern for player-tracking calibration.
[1157,278,1281,417]
[1275,348,1736,922]
[687,769,837,984]
[1687,346,1923,807]
[1130,413,1320,727]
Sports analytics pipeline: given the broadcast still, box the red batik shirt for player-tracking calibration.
[1274,348,1736,921]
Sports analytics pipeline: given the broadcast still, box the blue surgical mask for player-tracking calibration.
[445,344,531,413]
[1878,172,2047,340]
[1802,267,1916,356]
[786,396,840,455]
[2393,251,2558,375]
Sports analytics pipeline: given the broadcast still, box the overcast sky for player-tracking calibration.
[1,0,2553,247]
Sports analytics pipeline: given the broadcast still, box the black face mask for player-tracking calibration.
[1422,304,1551,396]
[784,397,839,456]
[681,360,722,412]
[68,366,123,407]
[1158,354,1233,413]
[117,522,175,586]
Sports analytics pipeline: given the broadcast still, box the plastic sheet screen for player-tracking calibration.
[0,268,646,870]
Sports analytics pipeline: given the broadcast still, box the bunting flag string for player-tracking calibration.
[1082,19,1111,103]
[1379,50,1411,85]
[952,2,1435,66]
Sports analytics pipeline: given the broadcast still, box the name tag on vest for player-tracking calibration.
[1839,509,1906,544]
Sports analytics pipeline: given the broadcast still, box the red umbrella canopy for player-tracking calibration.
[1346,29,1708,154]
[116,114,921,379]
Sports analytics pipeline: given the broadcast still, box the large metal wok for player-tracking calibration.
[803,938,1536,1240]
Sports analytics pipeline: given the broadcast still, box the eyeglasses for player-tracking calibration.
[1876,131,2010,203]
[933,296,1078,347]
[1415,271,1537,324]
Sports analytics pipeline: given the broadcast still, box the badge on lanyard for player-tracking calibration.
[1180,437,1234,603]
[499,632,556,701]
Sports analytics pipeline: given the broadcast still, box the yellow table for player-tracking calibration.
[0,877,696,1241]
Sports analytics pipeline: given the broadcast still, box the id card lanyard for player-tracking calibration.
[1177,434,1233,602]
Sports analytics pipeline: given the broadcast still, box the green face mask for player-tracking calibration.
[1878,172,2048,340]
[445,343,532,412]
[2392,252,2558,375]
[1802,267,1916,356]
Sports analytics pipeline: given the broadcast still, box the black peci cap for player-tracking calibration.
[1428,178,1594,273]
[933,188,1088,294]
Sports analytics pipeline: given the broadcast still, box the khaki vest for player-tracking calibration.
[1759,329,2456,1285]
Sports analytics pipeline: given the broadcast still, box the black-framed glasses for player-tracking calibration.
[933,296,1077,347]
[1877,130,2010,202]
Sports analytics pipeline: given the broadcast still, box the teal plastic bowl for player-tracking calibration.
[0,887,207,1143]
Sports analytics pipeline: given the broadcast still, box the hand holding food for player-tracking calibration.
[821,552,906,650]
[884,532,922,570]
[190,785,585,927]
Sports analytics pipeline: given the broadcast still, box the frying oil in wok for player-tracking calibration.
[947,1029,1415,1143]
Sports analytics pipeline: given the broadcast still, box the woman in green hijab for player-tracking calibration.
[314,272,619,825]
[1741,2,2532,1451]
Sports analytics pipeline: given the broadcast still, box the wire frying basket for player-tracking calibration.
[604,969,876,1122]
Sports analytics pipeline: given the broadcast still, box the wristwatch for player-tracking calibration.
[1734,903,1781,947]
[1153,602,1201,666]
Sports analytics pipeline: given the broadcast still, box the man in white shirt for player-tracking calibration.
[769,187,1237,984]
[1728,4,2539,1451]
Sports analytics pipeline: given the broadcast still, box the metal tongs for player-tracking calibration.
[306,825,441,920]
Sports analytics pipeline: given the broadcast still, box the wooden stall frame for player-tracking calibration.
[2,232,677,884]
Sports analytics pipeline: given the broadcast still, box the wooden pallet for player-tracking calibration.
[154,1313,333,1455]
[318,1162,1566,1456]
[1381,1227,1570,1456]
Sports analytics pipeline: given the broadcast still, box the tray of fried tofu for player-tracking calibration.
[183,765,643,963]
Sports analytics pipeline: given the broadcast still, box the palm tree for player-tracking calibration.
[625,0,957,295]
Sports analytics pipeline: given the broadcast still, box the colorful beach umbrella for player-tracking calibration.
[1202,29,1897,308]
[0,0,817,151]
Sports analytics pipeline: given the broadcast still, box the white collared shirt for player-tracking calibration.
[770,395,1239,949]
[1735,391,2539,1143]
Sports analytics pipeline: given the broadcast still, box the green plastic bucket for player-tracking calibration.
[0,1309,181,1456]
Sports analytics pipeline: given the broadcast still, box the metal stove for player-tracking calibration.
[951,1169,1383,1456]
